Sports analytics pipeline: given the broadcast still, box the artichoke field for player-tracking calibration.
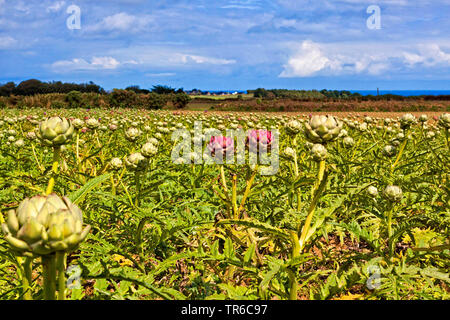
[0,109,448,300]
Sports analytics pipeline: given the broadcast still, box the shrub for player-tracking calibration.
[66,91,83,108]
[172,92,191,109]
[109,89,138,108]
[51,101,66,109]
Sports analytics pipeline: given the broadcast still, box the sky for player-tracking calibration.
[0,0,450,91]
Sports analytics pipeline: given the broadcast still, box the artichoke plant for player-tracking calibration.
[110,157,123,170]
[37,117,75,146]
[310,143,327,162]
[125,152,147,171]
[1,194,90,257]
[285,119,303,136]
[399,113,416,129]
[304,115,343,144]
[125,127,141,141]
[438,113,450,129]
[384,185,403,203]
[141,142,158,158]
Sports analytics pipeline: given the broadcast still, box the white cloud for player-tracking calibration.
[145,72,176,77]
[86,12,154,33]
[279,41,340,77]
[0,36,18,49]
[280,40,450,78]
[107,45,237,69]
[177,54,236,65]
[403,44,450,67]
[46,1,65,13]
[51,56,120,72]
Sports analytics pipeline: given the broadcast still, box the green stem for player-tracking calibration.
[292,148,302,212]
[42,255,56,300]
[220,165,228,193]
[135,171,142,207]
[22,257,33,300]
[391,139,407,174]
[45,146,61,195]
[237,168,257,215]
[386,206,395,257]
[286,268,297,300]
[298,160,327,252]
[56,252,66,300]
[232,174,238,219]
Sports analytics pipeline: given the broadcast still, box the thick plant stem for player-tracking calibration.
[220,165,228,193]
[134,171,142,207]
[298,161,327,252]
[286,268,297,300]
[317,160,325,186]
[386,206,395,257]
[391,139,407,174]
[288,229,300,300]
[232,175,238,219]
[42,256,56,300]
[22,257,33,300]
[292,136,302,211]
[46,146,61,195]
[56,252,66,300]
[76,133,80,165]
[237,169,257,215]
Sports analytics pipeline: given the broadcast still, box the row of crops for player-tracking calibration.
[0,109,448,300]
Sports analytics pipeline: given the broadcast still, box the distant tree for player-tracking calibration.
[0,82,16,96]
[253,88,268,98]
[151,85,176,94]
[126,85,150,94]
[172,92,191,109]
[13,79,45,96]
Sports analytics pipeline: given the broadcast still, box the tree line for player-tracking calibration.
[0,80,192,109]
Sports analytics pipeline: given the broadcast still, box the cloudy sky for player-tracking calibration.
[0,0,449,91]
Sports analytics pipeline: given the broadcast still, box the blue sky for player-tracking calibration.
[0,0,449,91]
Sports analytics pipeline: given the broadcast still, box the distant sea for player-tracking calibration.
[350,90,450,96]
[208,90,450,96]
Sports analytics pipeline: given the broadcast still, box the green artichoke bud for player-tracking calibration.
[125,127,141,141]
[285,119,303,136]
[399,113,416,129]
[438,113,450,129]
[125,152,147,171]
[419,114,428,123]
[384,185,403,203]
[310,143,327,162]
[1,194,90,256]
[37,117,75,146]
[304,115,343,143]
[110,157,123,170]
[426,131,435,139]
[367,186,378,198]
[72,118,85,129]
[86,118,100,129]
[141,142,158,158]
[147,137,159,146]
[342,136,355,147]
[382,145,397,157]
[284,147,296,159]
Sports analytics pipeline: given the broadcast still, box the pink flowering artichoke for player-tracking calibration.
[247,130,273,151]
[207,136,234,159]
